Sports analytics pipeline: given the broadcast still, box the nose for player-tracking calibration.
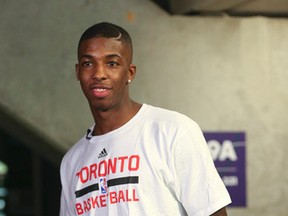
[92,64,107,80]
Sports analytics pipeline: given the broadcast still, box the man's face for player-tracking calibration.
[76,37,135,111]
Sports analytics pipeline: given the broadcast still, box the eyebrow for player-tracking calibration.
[105,54,122,59]
[79,53,122,60]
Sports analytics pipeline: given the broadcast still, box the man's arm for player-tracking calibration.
[210,207,228,216]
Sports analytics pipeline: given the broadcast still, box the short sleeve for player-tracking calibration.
[172,121,231,216]
[59,154,76,216]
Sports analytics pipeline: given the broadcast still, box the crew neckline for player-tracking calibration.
[87,104,148,141]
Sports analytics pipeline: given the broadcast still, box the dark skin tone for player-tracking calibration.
[76,37,141,135]
[211,208,228,216]
[76,36,228,215]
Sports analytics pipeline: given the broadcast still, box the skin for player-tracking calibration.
[76,37,141,135]
[211,207,228,216]
[76,35,228,215]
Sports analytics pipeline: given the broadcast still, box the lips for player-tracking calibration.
[90,85,112,98]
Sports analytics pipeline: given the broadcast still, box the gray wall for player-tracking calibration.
[0,0,287,215]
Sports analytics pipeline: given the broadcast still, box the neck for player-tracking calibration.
[91,100,141,136]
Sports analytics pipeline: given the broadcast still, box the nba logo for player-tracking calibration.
[100,178,107,194]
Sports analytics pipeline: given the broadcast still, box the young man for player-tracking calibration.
[60,22,231,215]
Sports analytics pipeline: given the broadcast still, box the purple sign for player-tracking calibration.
[204,132,246,207]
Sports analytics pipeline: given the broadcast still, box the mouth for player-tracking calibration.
[90,86,112,98]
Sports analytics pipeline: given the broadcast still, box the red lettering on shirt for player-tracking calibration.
[75,189,139,214]
[76,155,140,184]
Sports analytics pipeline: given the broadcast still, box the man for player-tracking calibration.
[60,22,231,215]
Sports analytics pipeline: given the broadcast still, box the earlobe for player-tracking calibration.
[128,64,136,82]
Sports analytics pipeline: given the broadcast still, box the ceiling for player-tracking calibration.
[151,0,288,17]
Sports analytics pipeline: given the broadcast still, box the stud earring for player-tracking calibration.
[128,79,131,83]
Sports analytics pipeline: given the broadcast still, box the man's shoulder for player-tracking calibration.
[145,104,197,126]
[61,135,87,165]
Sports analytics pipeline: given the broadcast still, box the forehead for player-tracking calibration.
[78,37,125,57]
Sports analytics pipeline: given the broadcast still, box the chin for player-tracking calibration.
[90,101,114,112]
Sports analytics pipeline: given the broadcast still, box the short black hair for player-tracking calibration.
[77,22,133,57]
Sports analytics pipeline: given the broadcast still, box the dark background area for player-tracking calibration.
[0,129,61,216]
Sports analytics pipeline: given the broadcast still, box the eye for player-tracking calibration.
[81,61,93,67]
[107,61,119,67]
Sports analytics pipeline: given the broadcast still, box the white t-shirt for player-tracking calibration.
[60,104,231,215]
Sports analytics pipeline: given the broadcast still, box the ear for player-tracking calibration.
[128,64,136,82]
[75,63,80,81]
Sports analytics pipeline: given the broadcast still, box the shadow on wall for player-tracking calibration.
[0,129,62,216]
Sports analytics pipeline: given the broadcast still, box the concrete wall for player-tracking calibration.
[0,0,287,215]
